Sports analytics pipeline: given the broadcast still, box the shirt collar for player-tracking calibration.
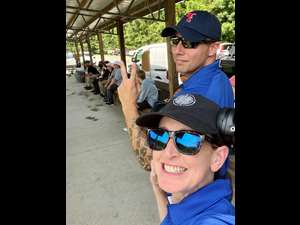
[167,179,232,225]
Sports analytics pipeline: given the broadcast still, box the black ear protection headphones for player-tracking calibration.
[216,108,235,150]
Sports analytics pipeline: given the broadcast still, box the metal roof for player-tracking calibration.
[66,0,181,41]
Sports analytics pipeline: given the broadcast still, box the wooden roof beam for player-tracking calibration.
[70,0,124,39]
[66,0,90,29]
[66,11,114,21]
[97,2,165,32]
[66,4,165,22]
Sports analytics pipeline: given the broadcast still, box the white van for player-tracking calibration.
[131,43,169,84]
[66,52,76,68]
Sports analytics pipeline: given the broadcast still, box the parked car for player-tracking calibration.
[219,43,235,78]
[217,42,234,59]
[127,50,136,56]
[113,49,120,55]
[66,52,76,68]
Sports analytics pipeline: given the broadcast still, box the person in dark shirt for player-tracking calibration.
[83,60,101,94]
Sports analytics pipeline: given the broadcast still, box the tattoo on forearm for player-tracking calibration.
[126,119,152,171]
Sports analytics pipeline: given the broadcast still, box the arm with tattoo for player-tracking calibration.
[118,62,152,171]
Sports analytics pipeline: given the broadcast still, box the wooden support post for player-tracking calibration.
[79,40,86,63]
[164,0,178,97]
[74,39,80,64]
[86,36,93,64]
[117,19,126,68]
[97,33,105,62]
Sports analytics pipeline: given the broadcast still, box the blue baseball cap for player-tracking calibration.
[161,10,221,42]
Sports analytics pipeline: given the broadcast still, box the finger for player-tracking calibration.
[130,63,137,81]
[119,60,128,80]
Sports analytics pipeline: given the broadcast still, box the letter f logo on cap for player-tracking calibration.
[185,12,197,23]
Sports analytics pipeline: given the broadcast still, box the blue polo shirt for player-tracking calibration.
[176,60,234,178]
[176,60,234,108]
[161,179,235,225]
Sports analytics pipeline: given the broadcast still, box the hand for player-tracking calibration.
[117,62,139,109]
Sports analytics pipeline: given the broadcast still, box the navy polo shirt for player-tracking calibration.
[176,60,234,178]
[161,179,235,225]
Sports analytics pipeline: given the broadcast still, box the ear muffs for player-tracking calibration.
[216,108,235,149]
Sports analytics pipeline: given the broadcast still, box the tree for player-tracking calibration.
[66,41,75,53]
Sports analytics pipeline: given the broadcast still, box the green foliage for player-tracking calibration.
[66,41,75,53]
[124,16,165,49]
[102,29,119,51]
[66,0,235,52]
[89,35,99,54]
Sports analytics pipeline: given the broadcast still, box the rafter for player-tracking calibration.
[70,0,124,39]
[124,0,135,13]
[114,0,122,14]
[66,0,90,30]
[67,0,181,38]
[96,0,166,32]
[66,11,114,21]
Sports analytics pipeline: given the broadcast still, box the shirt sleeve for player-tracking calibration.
[114,69,122,81]
[137,81,147,103]
[205,75,234,108]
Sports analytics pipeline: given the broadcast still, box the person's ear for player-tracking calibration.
[210,145,229,172]
[208,42,220,57]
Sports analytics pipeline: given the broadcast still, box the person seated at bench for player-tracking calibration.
[83,60,100,93]
[136,69,158,111]
[92,61,114,96]
[98,61,112,97]
[104,61,122,105]
[74,62,85,83]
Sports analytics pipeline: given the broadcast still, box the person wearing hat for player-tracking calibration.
[136,93,235,225]
[117,10,234,172]
[161,10,234,107]
[104,61,123,105]
[97,61,113,97]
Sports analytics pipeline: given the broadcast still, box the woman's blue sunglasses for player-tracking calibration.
[147,128,211,155]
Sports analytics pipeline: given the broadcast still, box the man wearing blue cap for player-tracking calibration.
[118,10,234,174]
[161,10,234,108]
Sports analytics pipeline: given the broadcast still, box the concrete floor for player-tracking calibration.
[66,75,159,225]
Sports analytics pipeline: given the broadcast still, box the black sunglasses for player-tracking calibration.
[147,128,213,155]
[170,36,215,49]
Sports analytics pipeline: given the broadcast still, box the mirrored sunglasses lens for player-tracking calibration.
[175,132,202,154]
[148,129,169,150]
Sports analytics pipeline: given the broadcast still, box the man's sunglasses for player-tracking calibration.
[170,36,214,49]
[147,128,213,155]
